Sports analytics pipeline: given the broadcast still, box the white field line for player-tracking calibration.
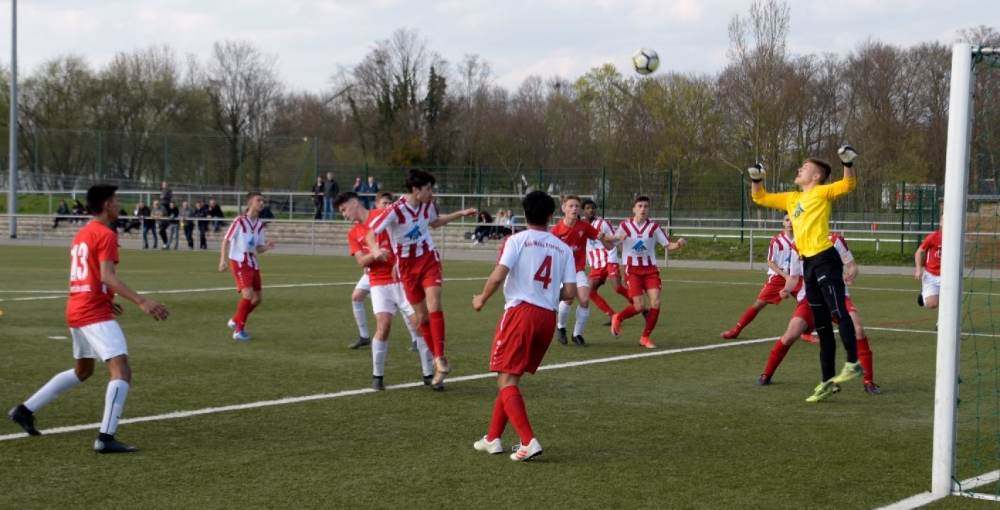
[0,335,779,442]
[875,470,1000,510]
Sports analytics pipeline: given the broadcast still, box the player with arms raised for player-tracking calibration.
[8,184,169,453]
[749,146,863,402]
[582,199,631,326]
[367,169,477,386]
[549,195,616,347]
[471,191,577,461]
[610,196,686,348]
[220,191,276,341]
[336,191,437,390]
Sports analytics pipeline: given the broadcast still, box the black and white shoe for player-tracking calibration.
[372,376,385,391]
[348,337,371,349]
[572,335,589,347]
[94,436,139,454]
[423,375,444,391]
[8,405,40,436]
[556,328,568,345]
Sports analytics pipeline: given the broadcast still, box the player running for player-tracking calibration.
[720,214,795,339]
[749,146,863,402]
[582,199,631,326]
[367,168,477,386]
[337,191,438,391]
[8,184,169,452]
[915,216,942,311]
[610,196,686,348]
[549,195,616,347]
[472,190,577,461]
[220,191,276,341]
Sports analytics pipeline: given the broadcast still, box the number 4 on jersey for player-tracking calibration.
[533,255,553,289]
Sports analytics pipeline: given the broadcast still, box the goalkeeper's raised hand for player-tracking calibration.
[747,163,766,183]
[838,145,858,167]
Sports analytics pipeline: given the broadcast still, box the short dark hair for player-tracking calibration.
[581,199,597,209]
[86,184,118,214]
[376,191,394,202]
[634,196,650,205]
[523,191,556,227]
[333,191,360,209]
[247,191,262,201]
[404,168,436,193]
[806,158,832,183]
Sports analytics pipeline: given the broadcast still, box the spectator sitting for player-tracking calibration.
[122,202,142,234]
[472,211,495,244]
[507,209,519,233]
[71,199,86,224]
[53,199,70,228]
[493,209,512,238]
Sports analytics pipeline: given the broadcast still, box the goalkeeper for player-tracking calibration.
[748,148,863,402]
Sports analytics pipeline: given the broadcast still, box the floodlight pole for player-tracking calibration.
[7,0,17,238]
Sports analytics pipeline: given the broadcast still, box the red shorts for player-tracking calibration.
[398,251,443,305]
[490,303,557,375]
[231,261,261,292]
[757,276,786,305]
[792,299,814,334]
[625,267,661,299]
[588,263,621,283]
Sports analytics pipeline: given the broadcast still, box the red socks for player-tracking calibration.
[233,298,253,332]
[590,291,614,316]
[618,304,640,322]
[499,386,533,444]
[763,340,792,377]
[642,308,660,337]
[420,322,435,355]
[857,336,874,383]
[430,311,446,357]
[615,285,630,301]
[487,394,508,441]
[735,306,760,332]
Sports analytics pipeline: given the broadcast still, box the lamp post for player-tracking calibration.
[8,0,17,238]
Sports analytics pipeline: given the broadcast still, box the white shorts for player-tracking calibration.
[355,273,371,292]
[370,282,416,317]
[560,270,590,291]
[922,272,941,299]
[71,320,128,361]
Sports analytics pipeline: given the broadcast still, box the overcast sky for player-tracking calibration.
[0,0,995,94]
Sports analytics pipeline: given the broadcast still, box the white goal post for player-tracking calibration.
[932,43,1000,499]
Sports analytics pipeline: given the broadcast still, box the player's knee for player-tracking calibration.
[251,295,262,307]
[578,297,590,307]
[75,365,94,381]
[926,296,939,309]
[634,302,646,313]
[351,292,366,303]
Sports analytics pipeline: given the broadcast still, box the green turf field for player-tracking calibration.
[0,246,993,509]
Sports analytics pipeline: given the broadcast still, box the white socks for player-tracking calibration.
[372,339,388,377]
[24,369,82,412]
[416,333,434,377]
[352,301,369,339]
[99,379,130,436]
[573,305,590,337]
[557,301,571,329]
[404,314,422,343]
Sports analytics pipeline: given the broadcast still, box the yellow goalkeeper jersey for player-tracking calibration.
[751,176,856,258]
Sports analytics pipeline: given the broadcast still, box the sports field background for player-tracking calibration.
[0,246,991,509]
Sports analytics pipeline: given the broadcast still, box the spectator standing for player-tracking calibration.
[141,201,157,249]
[194,200,210,250]
[155,200,170,249]
[181,201,195,250]
[159,182,173,206]
[312,176,325,220]
[167,201,180,250]
[360,176,379,208]
[323,172,340,220]
[209,199,224,232]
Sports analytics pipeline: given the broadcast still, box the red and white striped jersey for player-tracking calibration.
[225,215,266,269]
[369,196,439,259]
[766,233,796,277]
[617,219,670,270]
[497,229,576,311]
[786,245,809,302]
[586,217,620,269]
[830,232,854,265]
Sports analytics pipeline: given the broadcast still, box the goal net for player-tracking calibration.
[934,44,1000,502]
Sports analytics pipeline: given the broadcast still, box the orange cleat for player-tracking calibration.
[639,336,656,349]
[721,328,740,339]
[800,334,819,343]
[610,314,622,338]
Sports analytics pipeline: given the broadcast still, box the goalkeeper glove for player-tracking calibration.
[747,163,765,183]
[838,145,858,167]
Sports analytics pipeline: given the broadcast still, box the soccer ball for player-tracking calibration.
[632,48,660,76]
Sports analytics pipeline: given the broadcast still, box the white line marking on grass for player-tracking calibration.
[0,335,778,442]
[46,336,67,340]
[875,470,1000,509]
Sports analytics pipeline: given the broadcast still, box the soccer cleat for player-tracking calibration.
[917,293,925,307]
[610,315,622,339]
[431,356,451,386]
[348,337,371,349]
[639,336,656,349]
[830,361,864,385]
[227,318,237,330]
[233,330,252,341]
[510,438,543,461]
[756,374,772,386]
[474,436,503,454]
[94,437,139,454]
[863,381,883,395]
[409,340,418,352]
[720,328,740,340]
[372,376,385,391]
[800,334,819,343]
[8,405,41,436]
[556,327,568,345]
[572,335,589,347]
[805,380,842,403]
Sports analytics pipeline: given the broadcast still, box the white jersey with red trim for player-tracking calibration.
[830,232,854,264]
[497,229,576,312]
[787,245,809,302]
[586,217,619,269]
[617,219,670,270]
[766,233,796,277]
[369,196,439,259]
[225,215,266,269]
